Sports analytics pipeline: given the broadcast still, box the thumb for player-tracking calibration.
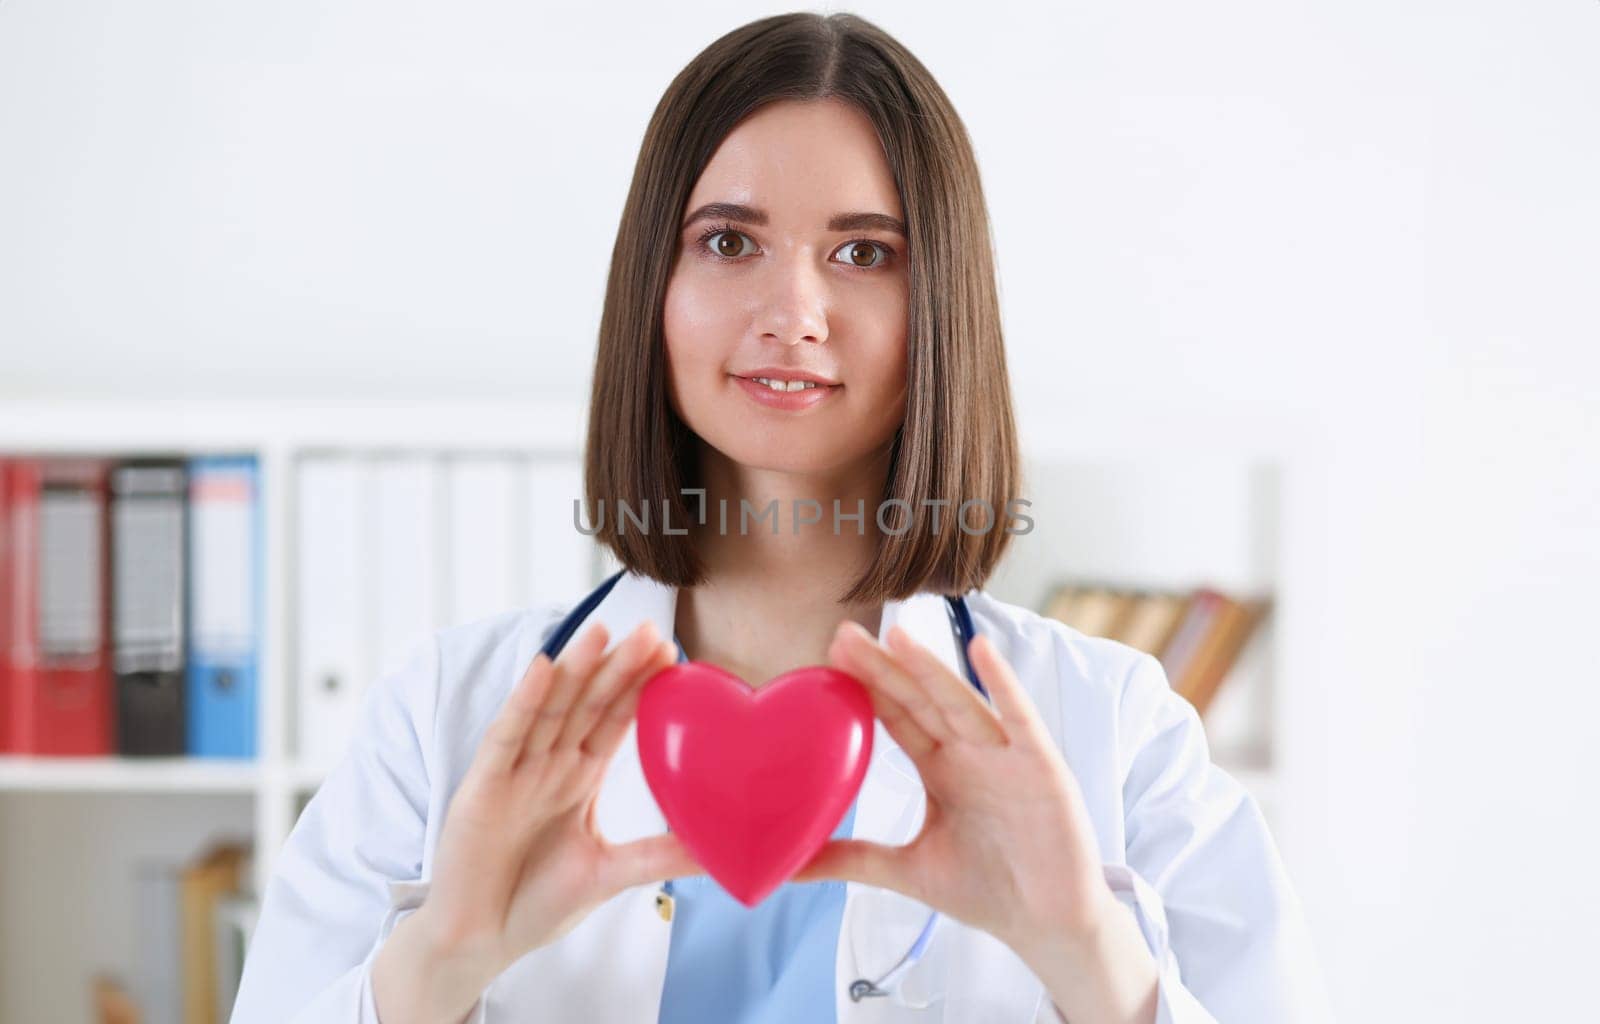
[599,832,703,893]
[790,838,903,890]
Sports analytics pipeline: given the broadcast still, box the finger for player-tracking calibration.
[885,625,1008,747]
[830,636,937,760]
[600,832,705,893]
[521,621,610,761]
[579,638,677,759]
[967,633,1048,745]
[551,620,664,753]
[830,621,953,745]
[789,838,903,892]
[476,652,557,776]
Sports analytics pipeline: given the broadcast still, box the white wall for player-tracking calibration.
[3,1,1597,1018]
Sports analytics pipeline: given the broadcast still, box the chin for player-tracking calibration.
[694,420,865,474]
[715,440,839,476]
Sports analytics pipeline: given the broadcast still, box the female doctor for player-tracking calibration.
[232,11,1331,1024]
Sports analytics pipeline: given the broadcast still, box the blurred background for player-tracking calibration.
[1,1,1596,1021]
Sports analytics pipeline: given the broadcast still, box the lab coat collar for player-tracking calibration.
[585,568,959,843]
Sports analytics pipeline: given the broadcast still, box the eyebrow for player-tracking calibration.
[681,201,907,238]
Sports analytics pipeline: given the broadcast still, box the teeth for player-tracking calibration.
[751,377,821,392]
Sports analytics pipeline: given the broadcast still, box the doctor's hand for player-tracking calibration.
[374,621,701,1023]
[790,621,1122,965]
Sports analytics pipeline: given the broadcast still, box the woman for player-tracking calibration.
[232,12,1329,1024]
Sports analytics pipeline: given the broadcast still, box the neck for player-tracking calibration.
[673,442,891,686]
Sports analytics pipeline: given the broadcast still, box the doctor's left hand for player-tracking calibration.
[790,621,1121,962]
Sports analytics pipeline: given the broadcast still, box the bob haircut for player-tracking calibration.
[584,11,1021,604]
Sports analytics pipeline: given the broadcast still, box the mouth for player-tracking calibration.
[730,371,842,410]
[740,375,834,393]
[732,367,842,391]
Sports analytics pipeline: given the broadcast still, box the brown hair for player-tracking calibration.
[583,11,1020,603]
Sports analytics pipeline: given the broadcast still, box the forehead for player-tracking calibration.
[685,98,903,220]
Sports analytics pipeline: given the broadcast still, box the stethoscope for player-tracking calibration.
[539,568,991,1005]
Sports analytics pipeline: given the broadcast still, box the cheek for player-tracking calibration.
[661,294,695,425]
[662,280,706,378]
[661,278,689,366]
[662,274,739,427]
[663,276,735,372]
[860,315,909,402]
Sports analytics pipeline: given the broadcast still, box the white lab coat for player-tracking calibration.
[231,570,1333,1023]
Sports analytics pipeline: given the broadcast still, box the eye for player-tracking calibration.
[699,226,757,260]
[832,239,893,269]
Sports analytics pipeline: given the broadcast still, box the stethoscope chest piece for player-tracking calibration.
[848,978,886,1001]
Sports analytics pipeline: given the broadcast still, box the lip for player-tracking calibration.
[733,366,842,387]
[731,372,842,411]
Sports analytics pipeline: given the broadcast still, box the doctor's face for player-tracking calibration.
[662,98,910,482]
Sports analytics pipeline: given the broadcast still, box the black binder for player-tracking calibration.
[110,458,189,756]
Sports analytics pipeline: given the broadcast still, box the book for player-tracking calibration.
[1112,592,1191,657]
[1044,581,1269,719]
[92,973,143,1024]
[180,841,251,1024]
[1174,594,1270,718]
[212,893,259,1022]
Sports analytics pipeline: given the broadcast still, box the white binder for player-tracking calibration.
[443,455,521,627]
[525,456,595,611]
[294,454,365,772]
[371,455,441,679]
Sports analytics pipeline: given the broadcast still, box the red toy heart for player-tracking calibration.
[635,662,875,907]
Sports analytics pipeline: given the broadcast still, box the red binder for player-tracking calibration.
[0,457,116,755]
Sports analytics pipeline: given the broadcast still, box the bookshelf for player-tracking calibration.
[0,397,1309,1023]
[0,756,260,793]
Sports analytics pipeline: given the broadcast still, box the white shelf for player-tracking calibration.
[0,755,261,793]
[285,761,330,793]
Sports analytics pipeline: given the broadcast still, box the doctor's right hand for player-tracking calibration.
[372,621,699,1024]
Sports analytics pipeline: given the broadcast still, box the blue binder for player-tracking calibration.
[185,455,261,758]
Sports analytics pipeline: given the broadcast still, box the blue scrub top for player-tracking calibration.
[656,639,858,1024]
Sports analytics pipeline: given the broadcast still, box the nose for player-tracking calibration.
[756,250,830,346]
